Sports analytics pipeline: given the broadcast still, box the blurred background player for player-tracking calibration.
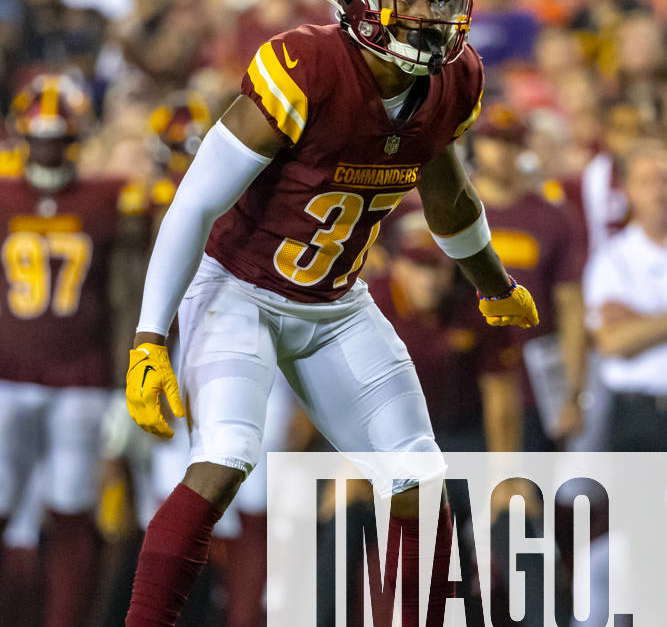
[0,73,147,627]
[147,91,212,219]
[471,104,588,451]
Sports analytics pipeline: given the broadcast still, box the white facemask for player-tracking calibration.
[25,163,75,192]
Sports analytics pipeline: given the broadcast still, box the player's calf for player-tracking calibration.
[125,464,244,626]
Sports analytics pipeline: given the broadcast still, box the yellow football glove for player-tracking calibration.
[126,343,185,439]
[479,281,539,329]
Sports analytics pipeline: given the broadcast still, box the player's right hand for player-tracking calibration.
[126,342,185,439]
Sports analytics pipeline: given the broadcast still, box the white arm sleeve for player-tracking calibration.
[137,121,272,336]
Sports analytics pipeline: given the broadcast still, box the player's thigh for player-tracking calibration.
[282,303,439,455]
[234,372,295,514]
[45,387,109,513]
[0,381,45,515]
[281,304,443,495]
[180,283,279,475]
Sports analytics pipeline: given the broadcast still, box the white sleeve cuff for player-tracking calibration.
[430,208,492,260]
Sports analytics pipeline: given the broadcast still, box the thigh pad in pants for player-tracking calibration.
[179,283,278,475]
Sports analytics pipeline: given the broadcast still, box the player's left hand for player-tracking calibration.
[126,343,185,439]
[479,283,539,329]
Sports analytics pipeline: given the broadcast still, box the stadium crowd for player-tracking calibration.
[0,0,666,625]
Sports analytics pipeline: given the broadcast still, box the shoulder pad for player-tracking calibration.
[0,145,26,179]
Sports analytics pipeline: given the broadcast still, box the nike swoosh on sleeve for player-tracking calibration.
[282,43,299,69]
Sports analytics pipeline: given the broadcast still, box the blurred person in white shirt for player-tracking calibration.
[584,143,667,451]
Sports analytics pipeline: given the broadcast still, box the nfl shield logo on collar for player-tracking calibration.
[384,135,400,156]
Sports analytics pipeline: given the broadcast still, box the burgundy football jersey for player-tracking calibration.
[0,177,132,387]
[206,24,484,303]
[486,192,581,343]
[370,274,516,433]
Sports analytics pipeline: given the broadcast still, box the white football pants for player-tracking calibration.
[177,255,443,495]
[0,382,109,517]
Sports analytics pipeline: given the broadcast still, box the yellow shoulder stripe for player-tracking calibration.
[247,42,308,144]
[454,90,484,139]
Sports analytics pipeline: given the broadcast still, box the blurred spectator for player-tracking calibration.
[584,144,667,451]
[612,12,667,128]
[565,101,646,259]
[208,0,333,74]
[62,0,133,20]
[526,108,583,181]
[469,0,541,68]
[535,27,586,85]
[472,105,588,449]
[114,0,216,86]
[0,0,23,114]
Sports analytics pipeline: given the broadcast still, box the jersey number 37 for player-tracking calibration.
[273,191,405,287]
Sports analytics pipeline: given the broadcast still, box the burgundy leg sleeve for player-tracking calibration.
[386,504,455,627]
[125,483,222,627]
[226,512,267,627]
[43,511,103,627]
[0,546,42,627]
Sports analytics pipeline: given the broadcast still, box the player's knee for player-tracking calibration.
[391,485,420,518]
[183,462,245,512]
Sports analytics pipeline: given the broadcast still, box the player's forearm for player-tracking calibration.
[136,205,216,337]
[555,282,588,395]
[423,185,512,296]
[419,147,512,297]
[594,313,667,358]
[134,121,271,341]
[455,244,513,297]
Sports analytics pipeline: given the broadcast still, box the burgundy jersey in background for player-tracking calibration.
[486,192,582,343]
[486,192,582,406]
[0,178,130,387]
[206,24,484,303]
[370,275,516,435]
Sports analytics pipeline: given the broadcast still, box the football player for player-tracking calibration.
[124,1,539,625]
[472,104,587,448]
[147,91,212,209]
[0,74,147,627]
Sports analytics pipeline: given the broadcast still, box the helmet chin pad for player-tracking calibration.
[386,27,445,76]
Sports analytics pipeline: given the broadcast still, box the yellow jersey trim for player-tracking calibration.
[247,42,308,144]
[454,89,484,138]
